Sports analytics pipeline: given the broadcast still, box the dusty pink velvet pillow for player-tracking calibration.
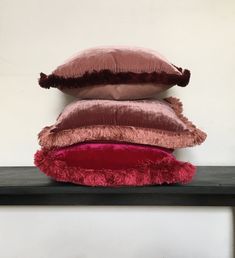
[38,97,206,149]
[60,83,173,100]
[38,46,190,100]
[34,142,195,186]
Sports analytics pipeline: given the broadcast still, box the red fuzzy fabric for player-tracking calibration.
[34,142,195,186]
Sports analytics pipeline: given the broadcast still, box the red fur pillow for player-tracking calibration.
[34,142,195,186]
[38,46,190,100]
[38,97,206,149]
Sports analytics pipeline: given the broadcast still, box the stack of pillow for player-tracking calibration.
[34,47,206,186]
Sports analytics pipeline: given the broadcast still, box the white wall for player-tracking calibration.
[0,0,235,257]
[0,207,233,258]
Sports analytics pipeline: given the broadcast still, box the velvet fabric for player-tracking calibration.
[34,142,195,186]
[38,97,207,149]
[51,98,187,132]
[60,83,173,100]
[38,47,190,95]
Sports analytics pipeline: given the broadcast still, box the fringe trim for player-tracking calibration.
[38,69,190,89]
[164,97,207,134]
[38,124,206,150]
[34,149,196,186]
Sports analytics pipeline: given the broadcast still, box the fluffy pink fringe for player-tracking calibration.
[34,149,196,186]
[38,97,207,150]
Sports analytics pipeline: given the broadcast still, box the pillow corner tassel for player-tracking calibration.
[178,69,191,87]
[38,72,51,89]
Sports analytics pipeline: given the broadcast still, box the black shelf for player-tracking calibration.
[0,166,234,206]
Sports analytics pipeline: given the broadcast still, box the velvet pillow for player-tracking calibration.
[38,46,190,99]
[60,83,172,100]
[38,97,206,149]
[34,142,195,186]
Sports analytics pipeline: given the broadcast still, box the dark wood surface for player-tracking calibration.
[0,166,234,205]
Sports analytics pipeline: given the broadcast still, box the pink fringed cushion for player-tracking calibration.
[34,142,195,186]
[38,46,190,100]
[38,97,206,149]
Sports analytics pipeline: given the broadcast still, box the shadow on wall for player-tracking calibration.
[59,92,77,108]
[174,148,195,163]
